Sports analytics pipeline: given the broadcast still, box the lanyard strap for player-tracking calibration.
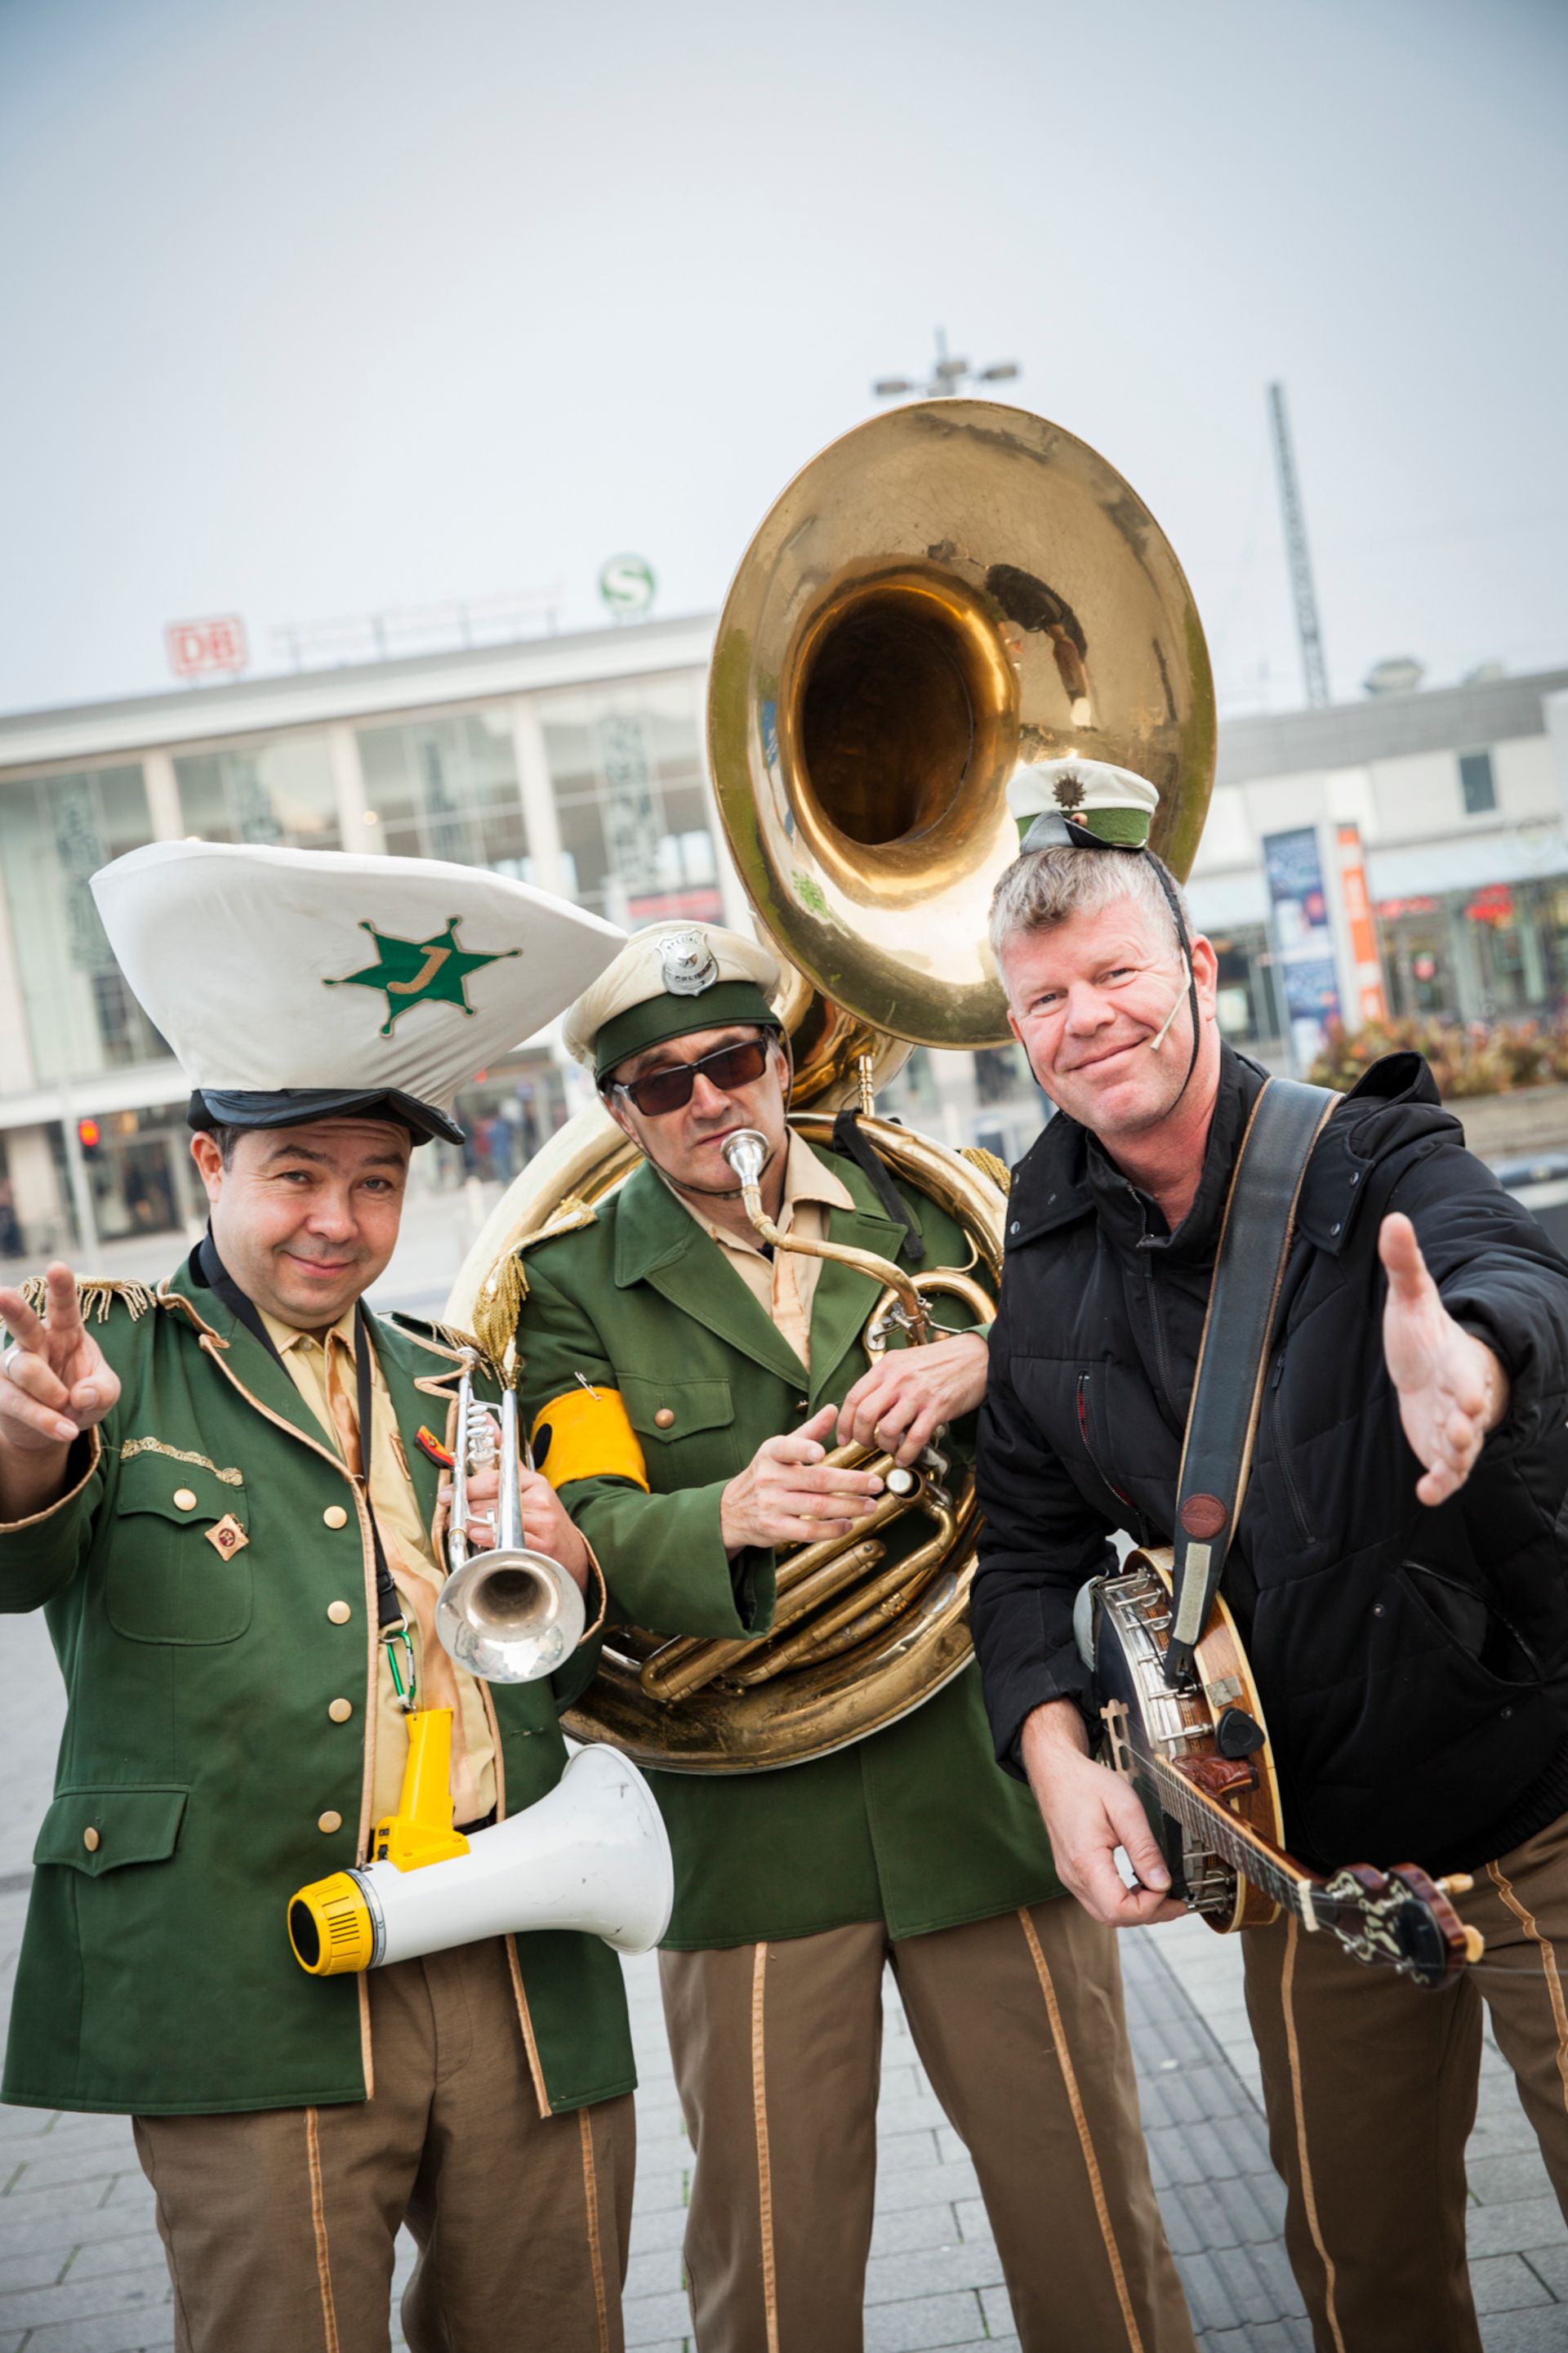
[1163,1077,1337,1687]
[193,1235,412,1671]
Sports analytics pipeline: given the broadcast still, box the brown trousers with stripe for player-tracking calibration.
[133,1936,635,2353]
[1242,1806,1568,2353]
[660,1899,1197,2353]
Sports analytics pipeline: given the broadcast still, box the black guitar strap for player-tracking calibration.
[1163,1077,1338,1688]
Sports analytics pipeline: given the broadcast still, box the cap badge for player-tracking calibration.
[658,929,719,997]
[326,917,520,1037]
[1052,769,1087,815]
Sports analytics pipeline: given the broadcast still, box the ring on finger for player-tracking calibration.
[2,1344,23,1381]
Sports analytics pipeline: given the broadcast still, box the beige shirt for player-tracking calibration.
[261,1307,497,1829]
[666,1130,856,1374]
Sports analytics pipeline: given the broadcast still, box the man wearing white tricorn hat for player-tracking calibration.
[508,917,1196,2352]
[0,841,640,2353]
[973,760,1568,2350]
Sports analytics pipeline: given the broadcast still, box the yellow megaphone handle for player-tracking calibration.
[372,1708,471,1872]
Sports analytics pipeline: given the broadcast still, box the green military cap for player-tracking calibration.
[563,922,783,1084]
[1006,759,1160,851]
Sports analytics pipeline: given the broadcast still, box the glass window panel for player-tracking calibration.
[1459,751,1497,816]
[536,677,706,925]
[173,735,340,849]
[173,753,231,841]
[354,711,527,871]
[0,764,164,1080]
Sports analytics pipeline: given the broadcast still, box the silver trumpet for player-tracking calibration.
[434,1353,586,1683]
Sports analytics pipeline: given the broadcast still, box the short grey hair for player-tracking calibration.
[987,844,1192,977]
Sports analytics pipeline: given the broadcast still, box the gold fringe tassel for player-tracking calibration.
[18,1276,158,1324]
[960,1144,1012,1196]
[473,1252,530,1381]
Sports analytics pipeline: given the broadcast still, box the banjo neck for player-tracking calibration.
[1145,1748,1326,1928]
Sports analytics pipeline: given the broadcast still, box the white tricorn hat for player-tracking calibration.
[562,920,782,1081]
[91,840,627,1144]
[1006,758,1160,849]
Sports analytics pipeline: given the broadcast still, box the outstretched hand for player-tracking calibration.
[1379,1211,1508,1505]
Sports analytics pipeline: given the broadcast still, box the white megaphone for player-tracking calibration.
[288,1713,673,1977]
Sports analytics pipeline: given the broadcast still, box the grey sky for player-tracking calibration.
[1,0,1563,720]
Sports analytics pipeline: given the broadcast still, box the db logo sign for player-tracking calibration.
[166,616,249,680]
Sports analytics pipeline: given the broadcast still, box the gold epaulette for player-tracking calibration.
[387,1312,499,1375]
[17,1276,159,1325]
[516,1194,599,1250]
[960,1145,1012,1196]
[421,1319,488,1359]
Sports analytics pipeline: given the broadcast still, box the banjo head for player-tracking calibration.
[1089,1558,1248,1929]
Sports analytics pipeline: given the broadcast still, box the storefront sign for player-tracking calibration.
[166,616,249,680]
[1334,823,1388,1025]
[1466,884,1516,928]
[1262,825,1343,1070]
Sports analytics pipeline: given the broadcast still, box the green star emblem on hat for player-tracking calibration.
[326,917,519,1036]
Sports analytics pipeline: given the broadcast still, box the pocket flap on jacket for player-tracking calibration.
[33,1787,189,1875]
[115,1448,246,1527]
[619,1375,735,1442]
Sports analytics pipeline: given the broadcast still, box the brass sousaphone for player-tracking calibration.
[448,398,1215,1771]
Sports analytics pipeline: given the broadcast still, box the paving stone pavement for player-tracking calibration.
[2,1615,1565,2349]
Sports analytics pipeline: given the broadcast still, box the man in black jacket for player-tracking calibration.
[971,761,1568,2353]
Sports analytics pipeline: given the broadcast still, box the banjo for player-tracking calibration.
[1088,1547,1483,1988]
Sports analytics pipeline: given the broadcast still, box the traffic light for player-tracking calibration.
[77,1117,101,1158]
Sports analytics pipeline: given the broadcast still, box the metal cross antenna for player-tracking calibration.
[872,326,1020,402]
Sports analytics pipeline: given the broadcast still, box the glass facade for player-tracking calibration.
[74,1104,206,1241]
[0,764,167,1081]
[357,709,531,875]
[538,678,719,928]
[174,735,340,848]
[1381,878,1568,1024]
[1209,923,1286,1056]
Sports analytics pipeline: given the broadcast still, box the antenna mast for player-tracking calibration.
[1267,381,1330,709]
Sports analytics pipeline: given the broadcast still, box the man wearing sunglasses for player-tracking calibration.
[510,921,1195,2353]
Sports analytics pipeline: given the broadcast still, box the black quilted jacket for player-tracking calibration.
[973,1044,1568,1873]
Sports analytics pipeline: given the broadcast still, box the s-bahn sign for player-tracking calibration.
[597,555,656,620]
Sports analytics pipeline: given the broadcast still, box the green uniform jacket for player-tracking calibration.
[0,1263,635,2119]
[514,1144,1062,1949]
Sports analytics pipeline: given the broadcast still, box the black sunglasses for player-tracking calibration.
[608,1034,774,1117]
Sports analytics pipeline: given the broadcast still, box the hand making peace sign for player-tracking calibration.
[0,1262,122,1459]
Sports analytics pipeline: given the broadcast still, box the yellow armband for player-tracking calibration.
[531,1387,649,1493]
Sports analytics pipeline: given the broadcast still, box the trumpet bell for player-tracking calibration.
[434,1546,587,1684]
[708,397,1216,1049]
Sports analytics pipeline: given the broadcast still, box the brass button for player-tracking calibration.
[323,1504,349,1530]
[327,1600,352,1625]
[654,1407,675,1429]
[172,1487,197,1511]
[318,1810,343,1834]
[327,1698,353,1724]
[82,1826,100,1853]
